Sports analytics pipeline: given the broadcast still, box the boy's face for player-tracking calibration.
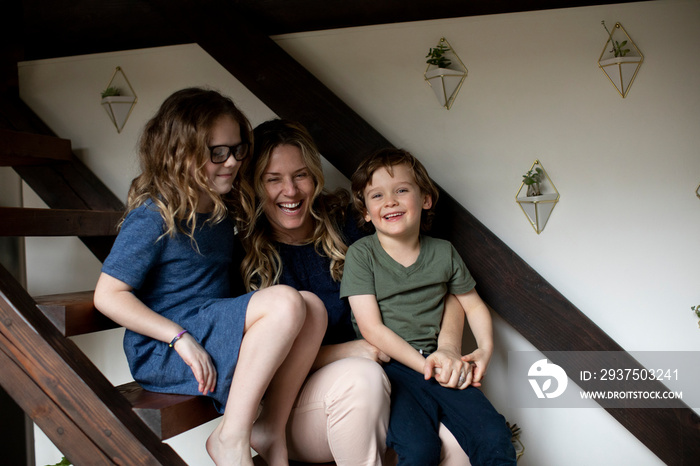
[362,164,432,242]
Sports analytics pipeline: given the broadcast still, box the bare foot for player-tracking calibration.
[206,421,254,466]
[250,420,289,466]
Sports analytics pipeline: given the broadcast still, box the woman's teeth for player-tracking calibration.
[279,201,301,212]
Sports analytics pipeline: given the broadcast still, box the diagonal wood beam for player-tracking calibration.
[0,264,187,465]
[151,1,700,463]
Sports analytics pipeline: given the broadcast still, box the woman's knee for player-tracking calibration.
[328,358,390,414]
[248,285,306,330]
[298,291,328,333]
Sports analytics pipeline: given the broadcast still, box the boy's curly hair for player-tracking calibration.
[351,148,439,232]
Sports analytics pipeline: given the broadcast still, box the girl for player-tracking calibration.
[94,88,327,466]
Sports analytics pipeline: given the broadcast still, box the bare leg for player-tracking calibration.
[206,286,325,466]
[251,291,327,465]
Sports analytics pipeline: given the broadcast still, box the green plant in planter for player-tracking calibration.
[601,21,630,57]
[522,167,544,197]
[692,305,700,328]
[101,86,121,98]
[46,456,71,466]
[426,43,452,69]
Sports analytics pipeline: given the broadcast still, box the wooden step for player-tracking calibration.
[33,292,221,439]
[117,381,220,440]
[0,207,122,237]
[0,128,72,166]
[34,290,118,336]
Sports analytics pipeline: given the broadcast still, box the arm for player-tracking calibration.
[455,289,494,384]
[94,272,217,395]
[423,294,475,388]
[348,294,426,373]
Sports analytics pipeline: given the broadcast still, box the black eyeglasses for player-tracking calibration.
[208,143,249,163]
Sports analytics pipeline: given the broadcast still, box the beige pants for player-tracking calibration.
[286,357,470,466]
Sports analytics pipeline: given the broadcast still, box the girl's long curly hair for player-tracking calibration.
[238,119,350,291]
[125,87,253,243]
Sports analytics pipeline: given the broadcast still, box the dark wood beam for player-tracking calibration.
[0,129,73,166]
[149,1,700,463]
[0,207,122,237]
[231,0,655,35]
[19,0,655,60]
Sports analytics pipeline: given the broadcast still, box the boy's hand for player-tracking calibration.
[424,348,473,389]
[173,334,217,395]
[461,347,492,385]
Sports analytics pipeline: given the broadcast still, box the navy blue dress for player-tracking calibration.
[102,200,253,412]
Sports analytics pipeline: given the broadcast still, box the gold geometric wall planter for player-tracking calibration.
[101,66,137,133]
[515,160,560,234]
[696,183,700,200]
[424,37,467,110]
[598,22,643,98]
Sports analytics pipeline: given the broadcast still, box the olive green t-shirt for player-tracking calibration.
[340,233,476,354]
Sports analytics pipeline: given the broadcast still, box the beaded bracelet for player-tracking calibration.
[169,329,188,348]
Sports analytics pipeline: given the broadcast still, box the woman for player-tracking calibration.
[239,119,472,465]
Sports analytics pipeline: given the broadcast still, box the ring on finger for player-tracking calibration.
[458,372,466,385]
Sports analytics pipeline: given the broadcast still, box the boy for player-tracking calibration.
[340,148,516,465]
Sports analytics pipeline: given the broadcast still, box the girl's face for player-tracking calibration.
[197,115,242,212]
[261,144,315,244]
[362,163,432,242]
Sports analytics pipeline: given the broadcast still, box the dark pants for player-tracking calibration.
[384,361,517,466]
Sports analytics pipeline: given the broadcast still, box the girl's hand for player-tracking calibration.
[424,348,473,389]
[347,339,391,364]
[173,334,217,395]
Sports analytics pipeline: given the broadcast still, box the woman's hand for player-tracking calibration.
[312,338,390,370]
[424,348,473,389]
[173,333,217,395]
[347,339,391,364]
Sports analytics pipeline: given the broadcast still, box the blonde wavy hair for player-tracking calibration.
[125,87,253,245]
[239,119,350,291]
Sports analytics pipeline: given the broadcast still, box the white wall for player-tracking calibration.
[14,0,699,464]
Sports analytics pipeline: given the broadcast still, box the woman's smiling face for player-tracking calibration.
[261,144,316,244]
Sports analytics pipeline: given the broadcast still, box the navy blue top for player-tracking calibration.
[276,212,365,345]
